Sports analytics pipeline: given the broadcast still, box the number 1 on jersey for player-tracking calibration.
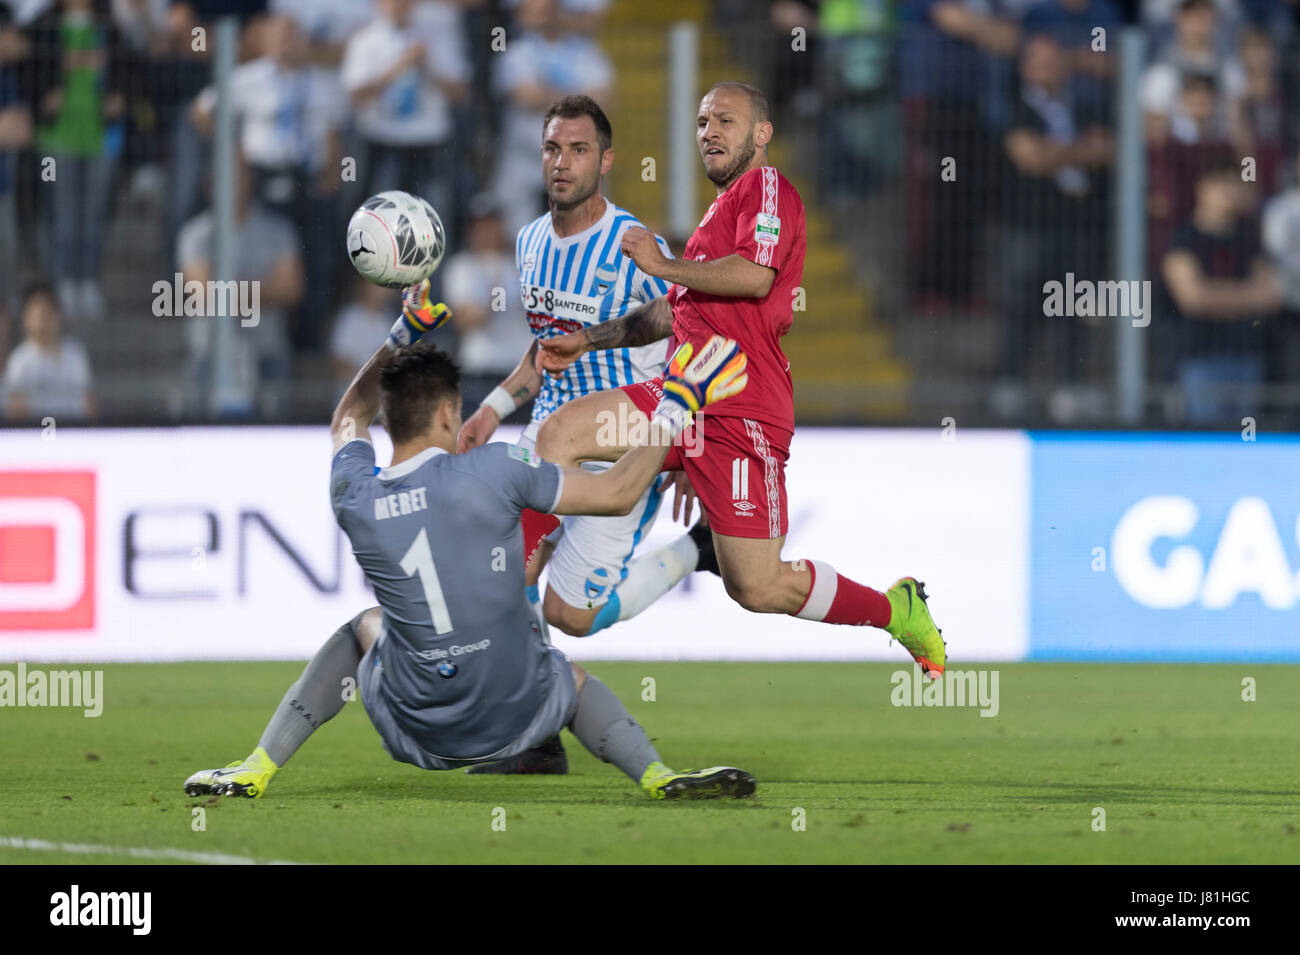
[400,527,453,634]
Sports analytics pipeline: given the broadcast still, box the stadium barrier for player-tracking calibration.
[0,426,1295,663]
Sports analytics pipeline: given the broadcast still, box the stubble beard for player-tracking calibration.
[706,131,757,189]
[549,173,600,213]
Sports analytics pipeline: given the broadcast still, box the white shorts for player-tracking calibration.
[520,421,665,611]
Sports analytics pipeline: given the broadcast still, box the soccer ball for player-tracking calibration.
[346,191,446,288]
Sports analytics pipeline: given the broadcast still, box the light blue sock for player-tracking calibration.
[584,534,699,636]
[587,590,622,635]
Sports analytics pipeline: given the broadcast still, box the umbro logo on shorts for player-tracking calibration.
[731,458,755,516]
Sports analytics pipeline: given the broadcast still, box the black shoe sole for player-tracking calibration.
[661,768,756,800]
[465,753,570,775]
[184,781,259,798]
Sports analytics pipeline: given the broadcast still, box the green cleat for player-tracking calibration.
[639,761,756,800]
[184,747,278,799]
[884,578,946,678]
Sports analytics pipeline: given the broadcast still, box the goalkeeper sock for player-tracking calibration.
[256,613,364,767]
[587,534,699,635]
[568,675,661,782]
[791,560,892,629]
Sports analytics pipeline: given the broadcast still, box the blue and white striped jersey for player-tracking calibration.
[515,198,673,423]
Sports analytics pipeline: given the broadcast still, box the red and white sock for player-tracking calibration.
[792,560,891,629]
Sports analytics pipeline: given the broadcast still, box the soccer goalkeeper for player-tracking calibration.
[185,292,755,800]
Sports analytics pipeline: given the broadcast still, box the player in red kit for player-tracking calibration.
[535,82,946,676]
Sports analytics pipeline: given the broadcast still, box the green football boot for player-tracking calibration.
[884,577,947,678]
[184,747,278,799]
[640,761,756,800]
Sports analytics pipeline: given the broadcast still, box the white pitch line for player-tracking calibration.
[0,835,302,866]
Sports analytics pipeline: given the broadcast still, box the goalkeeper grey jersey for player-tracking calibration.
[331,439,564,760]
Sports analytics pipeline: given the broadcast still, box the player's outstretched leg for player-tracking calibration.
[714,534,947,678]
[583,516,721,633]
[543,530,706,638]
[567,664,755,800]
[535,391,718,639]
[183,608,378,798]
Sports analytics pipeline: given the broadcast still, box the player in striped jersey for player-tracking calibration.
[457,98,717,773]
[536,82,947,682]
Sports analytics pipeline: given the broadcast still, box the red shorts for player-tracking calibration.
[623,378,791,539]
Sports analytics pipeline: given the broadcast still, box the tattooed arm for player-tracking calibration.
[536,296,673,374]
[457,340,542,452]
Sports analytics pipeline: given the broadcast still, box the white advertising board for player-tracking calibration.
[0,427,1028,662]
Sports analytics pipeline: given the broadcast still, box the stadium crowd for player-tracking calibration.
[739,0,1300,423]
[0,0,611,420]
[1,0,1299,425]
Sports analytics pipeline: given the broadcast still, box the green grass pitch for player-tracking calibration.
[1,661,1297,864]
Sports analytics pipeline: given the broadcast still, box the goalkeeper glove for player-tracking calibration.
[653,335,748,439]
[387,279,452,349]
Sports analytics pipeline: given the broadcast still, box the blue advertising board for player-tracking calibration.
[1029,432,1300,661]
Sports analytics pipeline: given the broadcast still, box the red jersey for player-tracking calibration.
[669,165,806,432]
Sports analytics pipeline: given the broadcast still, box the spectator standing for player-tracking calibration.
[898,0,1018,308]
[1019,0,1123,110]
[192,13,346,352]
[0,8,32,324]
[270,0,372,68]
[23,0,132,321]
[1235,27,1285,198]
[341,0,469,272]
[176,153,304,419]
[3,282,94,421]
[1146,72,1234,268]
[492,0,612,237]
[993,34,1112,411]
[1141,0,1246,146]
[151,1,215,277]
[1159,160,1281,423]
[192,16,343,216]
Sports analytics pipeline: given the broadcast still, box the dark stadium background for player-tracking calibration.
[2,0,1295,429]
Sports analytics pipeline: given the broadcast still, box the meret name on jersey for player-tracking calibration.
[516,197,674,423]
